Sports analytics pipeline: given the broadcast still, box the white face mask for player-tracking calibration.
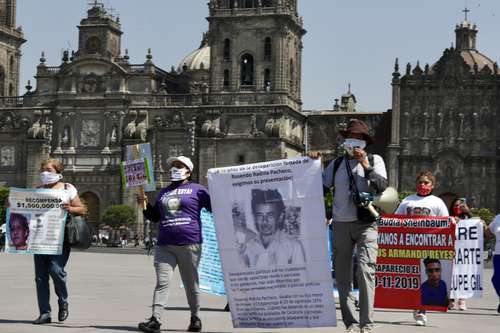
[343,138,366,155]
[170,167,190,182]
[40,171,62,185]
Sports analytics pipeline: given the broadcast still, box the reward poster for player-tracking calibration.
[208,157,336,329]
[5,188,67,255]
[375,215,456,311]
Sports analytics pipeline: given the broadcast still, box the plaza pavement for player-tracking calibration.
[0,251,498,333]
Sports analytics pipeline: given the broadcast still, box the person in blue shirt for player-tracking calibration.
[420,258,448,307]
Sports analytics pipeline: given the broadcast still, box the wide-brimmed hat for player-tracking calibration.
[166,156,194,172]
[339,118,373,145]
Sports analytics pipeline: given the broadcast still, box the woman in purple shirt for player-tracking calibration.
[137,156,211,333]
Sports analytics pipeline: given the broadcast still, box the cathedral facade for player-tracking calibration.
[2,1,496,235]
[388,18,500,212]
[0,1,318,234]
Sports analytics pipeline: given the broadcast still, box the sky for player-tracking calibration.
[16,0,500,112]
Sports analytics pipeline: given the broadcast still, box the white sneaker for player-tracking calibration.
[345,325,359,333]
[360,327,373,333]
[414,313,427,326]
[458,299,467,311]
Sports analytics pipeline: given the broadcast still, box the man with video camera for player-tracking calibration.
[312,119,387,333]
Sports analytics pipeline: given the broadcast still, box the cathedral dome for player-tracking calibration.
[429,20,496,75]
[177,36,210,73]
[458,49,495,72]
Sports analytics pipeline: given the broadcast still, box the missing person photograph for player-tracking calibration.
[234,188,306,268]
[8,213,30,251]
[420,257,452,307]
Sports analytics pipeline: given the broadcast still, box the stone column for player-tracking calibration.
[387,61,401,189]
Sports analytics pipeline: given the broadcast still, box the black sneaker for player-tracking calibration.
[497,303,500,314]
[138,316,161,333]
[33,313,51,325]
[187,316,202,332]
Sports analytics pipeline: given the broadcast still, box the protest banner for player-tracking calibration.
[450,218,484,299]
[208,157,336,329]
[198,209,226,296]
[5,187,67,255]
[120,158,152,188]
[125,143,155,210]
[375,215,456,311]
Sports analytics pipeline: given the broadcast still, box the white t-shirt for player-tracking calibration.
[61,183,78,204]
[323,154,387,222]
[395,194,449,217]
[488,215,500,255]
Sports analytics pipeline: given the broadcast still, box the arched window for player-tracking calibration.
[8,83,13,97]
[62,126,71,145]
[223,69,230,88]
[264,37,272,61]
[223,39,231,61]
[264,68,271,90]
[240,54,254,86]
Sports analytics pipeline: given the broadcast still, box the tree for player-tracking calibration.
[101,205,136,229]
[0,187,9,225]
[398,190,415,202]
[470,207,494,226]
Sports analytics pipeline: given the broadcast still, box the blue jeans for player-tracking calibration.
[34,246,71,315]
[492,255,500,298]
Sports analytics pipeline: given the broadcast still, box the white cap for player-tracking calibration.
[166,156,194,172]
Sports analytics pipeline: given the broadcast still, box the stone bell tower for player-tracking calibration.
[207,0,305,107]
[0,0,24,96]
[76,1,122,59]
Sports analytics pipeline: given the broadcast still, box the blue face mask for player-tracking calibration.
[170,167,189,181]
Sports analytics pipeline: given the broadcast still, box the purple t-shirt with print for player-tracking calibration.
[153,182,211,246]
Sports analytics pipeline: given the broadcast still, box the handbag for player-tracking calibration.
[63,183,92,249]
[65,215,92,250]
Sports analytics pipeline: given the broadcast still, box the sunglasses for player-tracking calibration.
[426,268,441,273]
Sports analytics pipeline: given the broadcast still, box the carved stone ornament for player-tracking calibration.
[80,120,101,147]
[0,146,15,166]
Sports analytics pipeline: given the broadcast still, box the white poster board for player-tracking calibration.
[208,157,336,328]
[5,188,67,255]
[450,218,484,299]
